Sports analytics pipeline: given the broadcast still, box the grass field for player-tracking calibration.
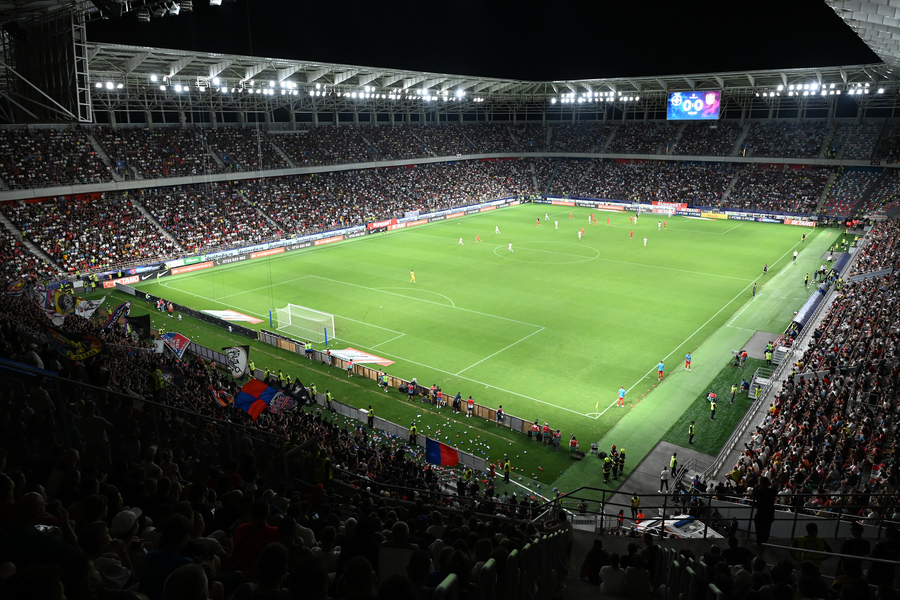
[121,203,831,494]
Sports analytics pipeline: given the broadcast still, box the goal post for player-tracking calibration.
[274,304,335,344]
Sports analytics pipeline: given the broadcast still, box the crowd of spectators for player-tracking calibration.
[3,193,178,273]
[511,124,546,152]
[204,128,291,172]
[361,126,431,161]
[873,122,900,164]
[274,127,373,167]
[826,122,881,160]
[248,160,536,235]
[93,128,219,179]
[606,123,676,155]
[458,124,515,154]
[674,123,742,156]
[0,227,57,281]
[821,168,880,217]
[0,129,112,189]
[859,171,900,216]
[725,166,831,213]
[742,122,828,159]
[557,160,732,206]
[139,185,280,253]
[416,125,474,157]
[547,123,614,153]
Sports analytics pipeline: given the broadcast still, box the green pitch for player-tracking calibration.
[131,204,825,492]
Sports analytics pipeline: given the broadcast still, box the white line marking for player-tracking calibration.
[308,275,543,328]
[375,286,456,308]
[721,224,742,235]
[456,327,545,375]
[371,333,406,348]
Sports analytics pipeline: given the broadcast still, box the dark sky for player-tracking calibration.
[88,0,881,81]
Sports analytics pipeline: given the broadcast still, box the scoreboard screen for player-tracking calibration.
[666,91,721,120]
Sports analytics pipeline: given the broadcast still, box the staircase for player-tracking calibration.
[669,123,686,154]
[268,138,297,168]
[819,122,837,159]
[815,172,839,213]
[749,366,775,400]
[200,134,226,170]
[237,190,281,231]
[731,123,751,156]
[719,173,740,206]
[598,128,616,153]
[0,176,8,191]
[529,162,540,194]
[408,127,435,157]
[128,194,185,252]
[0,210,63,275]
[85,131,124,182]
[357,129,381,161]
[773,346,790,366]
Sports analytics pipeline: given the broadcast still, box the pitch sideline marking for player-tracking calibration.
[592,237,807,419]
[455,327,546,376]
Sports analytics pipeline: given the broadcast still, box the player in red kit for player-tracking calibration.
[475,234,481,242]
[569,212,573,220]
[536,218,540,227]
[630,230,634,239]
[664,220,668,229]
[607,217,610,226]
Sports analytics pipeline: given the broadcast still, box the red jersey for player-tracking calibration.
[532,423,539,434]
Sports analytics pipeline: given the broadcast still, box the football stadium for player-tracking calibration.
[0,1,899,599]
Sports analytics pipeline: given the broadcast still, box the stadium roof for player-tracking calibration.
[87,42,891,102]
[826,0,900,72]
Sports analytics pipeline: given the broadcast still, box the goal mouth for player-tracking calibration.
[275,304,335,344]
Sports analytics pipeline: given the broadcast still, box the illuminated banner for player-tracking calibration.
[103,274,140,288]
[652,202,687,209]
[446,212,465,219]
[171,261,214,275]
[367,218,396,230]
[700,212,729,220]
[389,219,429,230]
[314,236,344,246]
[550,200,575,206]
[784,219,816,227]
[667,91,721,120]
[479,206,497,212]
[250,247,285,259]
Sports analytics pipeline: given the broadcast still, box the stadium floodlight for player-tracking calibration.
[174,84,182,92]
[159,85,166,91]
[276,304,334,343]
[879,88,884,94]
[777,84,783,91]
[105,81,113,89]
[456,89,464,97]
[212,77,220,85]
[315,83,321,89]
[95,82,102,88]
[116,83,123,89]
[789,84,794,90]
[150,74,158,82]
[198,86,205,92]
[829,83,835,89]
[810,82,818,90]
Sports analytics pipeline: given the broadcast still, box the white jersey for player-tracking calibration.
[644,238,647,246]
[508,243,513,252]
[458,237,464,245]
[495,226,500,234]
[554,221,558,229]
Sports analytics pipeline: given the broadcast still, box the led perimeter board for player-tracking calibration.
[667,91,721,120]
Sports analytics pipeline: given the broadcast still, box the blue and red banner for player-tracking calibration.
[161,331,190,360]
[425,438,459,466]
[234,379,294,419]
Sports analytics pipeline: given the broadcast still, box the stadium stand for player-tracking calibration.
[674,122,742,156]
[826,122,881,160]
[362,125,431,161]
[0,128,113,189]
[458,124,515,153]
[511,123,547,151]
[606,122,677,155]
[726,166,831,213]
[3,193,178,273]
[859,170,900,215]
[204,127,292,171]
[547,122,614,153]
[872,122,900,164]
[416,124,474,156]
[742,121,828,159]
[274,126,373,166]
[93,127,219,179]
[820,168,880,217]
[0,227,56,280]
[140,185,281,253]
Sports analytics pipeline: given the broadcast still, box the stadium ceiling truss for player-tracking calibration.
[826,0,900,73]
[83,44,900,120]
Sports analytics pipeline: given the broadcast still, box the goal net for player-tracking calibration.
[275,304,335,343]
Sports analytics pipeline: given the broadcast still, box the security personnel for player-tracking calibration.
[264,367,271,383]
[765,348,773,367]
[630,493,640,521]
[248,360,255,377]
[366,404,374,427]
[730,383,737,404]
[503,457,511,483]
[602,456,612,483]
[611,450,619,480]
[381,372,389,391]
[309,383,318,401]
[285,373,293,385]
[305,341,313,359]
[670,453,678,477]
[409,422,417,445]
[710,399,717,420]
[465,467,473,482]
[277,370,286,387]
[791,523,832,569]
[618,448,626,476]
[145,292,151,304]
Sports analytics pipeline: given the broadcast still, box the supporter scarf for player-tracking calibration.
[103,301,131,331]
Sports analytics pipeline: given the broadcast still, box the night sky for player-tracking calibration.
[88,0,881,81]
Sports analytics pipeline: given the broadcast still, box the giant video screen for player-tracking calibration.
[666,91,721,120]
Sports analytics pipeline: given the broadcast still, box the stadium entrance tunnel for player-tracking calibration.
[493,241,600,264]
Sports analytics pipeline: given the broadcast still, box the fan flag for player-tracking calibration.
[425,438,459,466]
[103,301,131,331]
[161,332,191,360]
[234,379,293,420]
